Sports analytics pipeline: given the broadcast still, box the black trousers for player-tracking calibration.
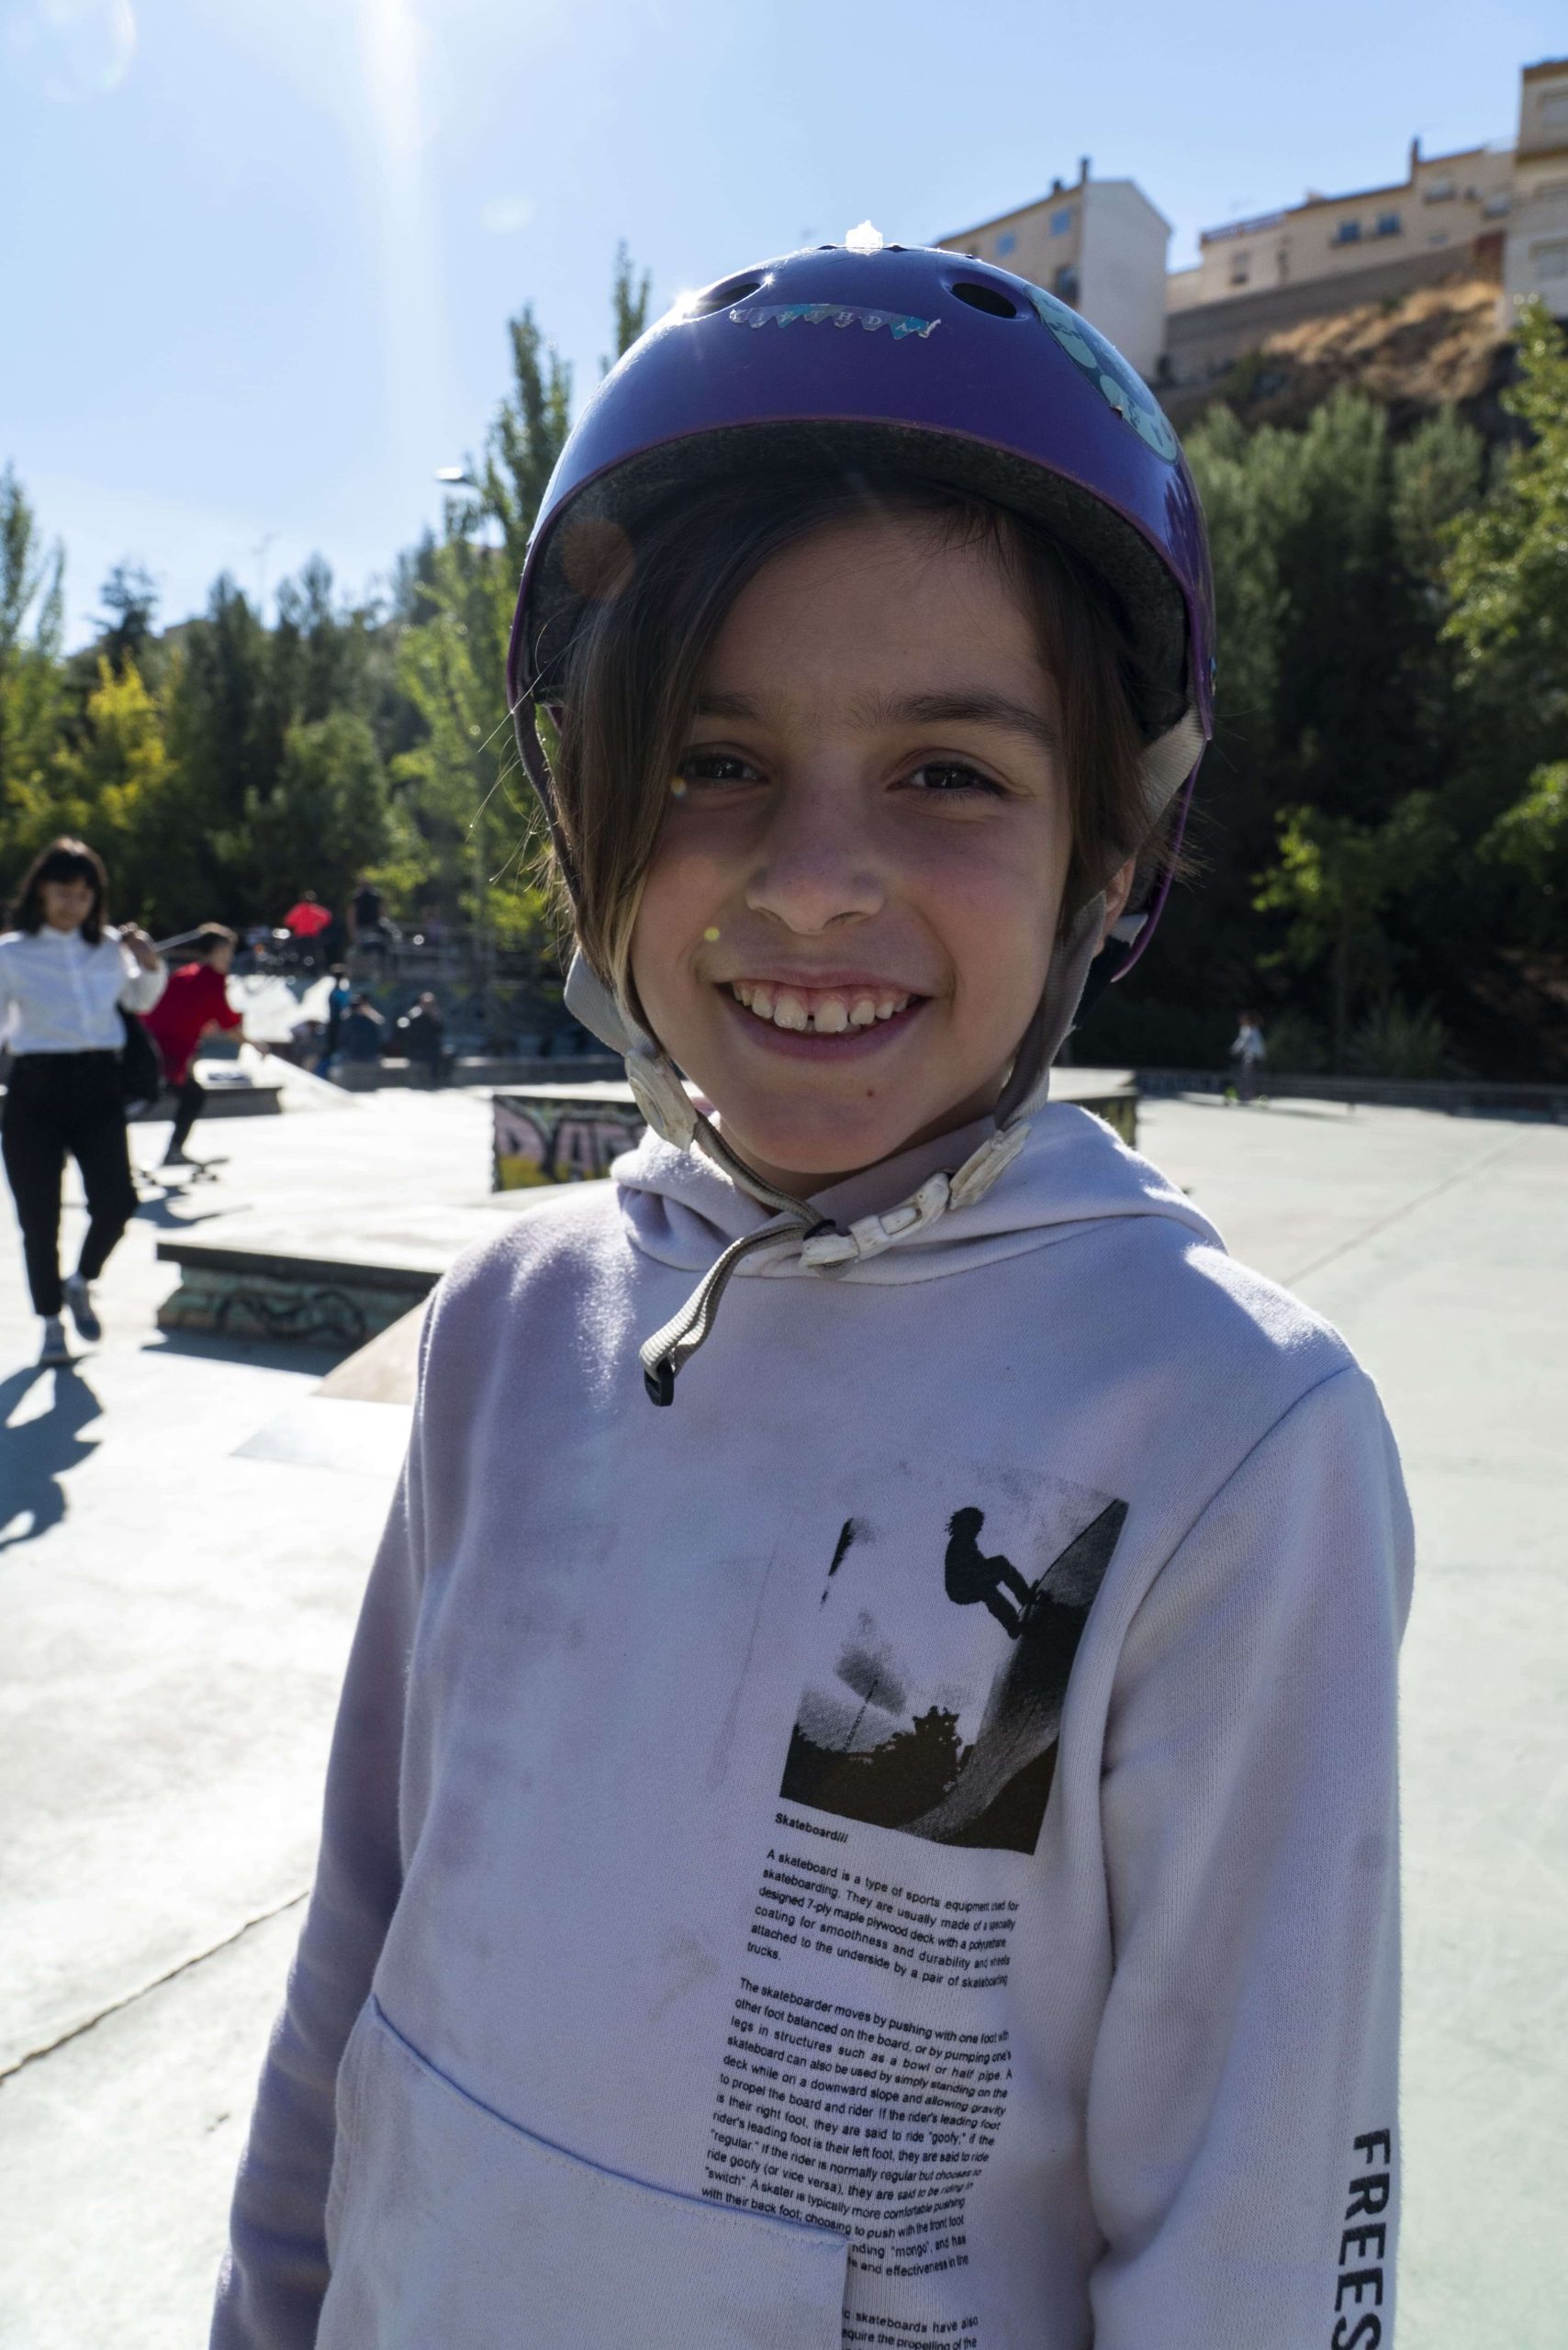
[170,1074,206,1154]
[1,1052,138,1315]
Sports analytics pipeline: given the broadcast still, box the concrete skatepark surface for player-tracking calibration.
[0,1089,1563,2345]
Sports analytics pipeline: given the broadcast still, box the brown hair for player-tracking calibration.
[546,473,1163,1002]
[193,923,239,955]
[11,837,109,945]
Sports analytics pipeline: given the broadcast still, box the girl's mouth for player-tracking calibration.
[729,979,915,1034]
[721,979,928,1054]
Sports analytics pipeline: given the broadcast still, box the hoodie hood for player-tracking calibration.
[616,1102,1223,1287]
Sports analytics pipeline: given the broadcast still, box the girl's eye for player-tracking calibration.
[677,750,762,789]
[905,761,1006,797]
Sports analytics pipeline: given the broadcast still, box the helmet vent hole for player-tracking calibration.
[687,274,764,317]
[951,280,1021,319]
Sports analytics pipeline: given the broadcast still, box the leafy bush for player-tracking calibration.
[1260,1009,1328,1071]
[1346,996,1455,1080]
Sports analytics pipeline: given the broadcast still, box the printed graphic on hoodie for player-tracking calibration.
[779,1480,1127,1854]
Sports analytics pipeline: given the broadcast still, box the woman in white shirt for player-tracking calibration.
[0,837,165,1363]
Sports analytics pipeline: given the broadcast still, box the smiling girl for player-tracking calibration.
[215,244,1411,2350]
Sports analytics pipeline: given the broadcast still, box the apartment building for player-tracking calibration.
[935,59,1568,400]
[935,161,1170,379]
[1165,58,1568,387]
[1505,57,1568,313]
[1166,139,1512,317]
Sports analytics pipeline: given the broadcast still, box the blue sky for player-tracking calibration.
[2,0,1561,644]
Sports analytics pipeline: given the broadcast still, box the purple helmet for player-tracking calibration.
[506,241,1216,1403]
[509,238,1214,1000]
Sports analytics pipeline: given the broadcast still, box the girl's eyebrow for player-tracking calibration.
[694,687,1060,757]
[862,689,1061,758]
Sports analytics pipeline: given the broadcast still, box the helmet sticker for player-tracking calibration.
[1025,286,1179,461]
[732,302,940,342]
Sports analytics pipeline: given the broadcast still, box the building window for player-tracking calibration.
[1483,194,1512,218]
[1423,179,1455,202]
[1533,240,1568,280]
[1332,219,1362,244]
[1375,211,1401,237]
[995,230,1017,256]
[1229,252,1251,285]
[1541,92,1568,129]
[1050,207,1073,235]
[1053,263,1080,304]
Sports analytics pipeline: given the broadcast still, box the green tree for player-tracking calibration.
[603,240,652,376]
[392,253,650,956]
[1253,792,1455,1065]
[1482,761,1568,950]
[1082,386,1496,1070]
[1444,301,1568,782]
[1442,301,1568,983]
[0,464,67,886]
[162,575,278,848]
[95,562,161,677]
[221,709,403,920]
[50,656,183,924]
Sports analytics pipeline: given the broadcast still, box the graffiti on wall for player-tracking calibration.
[492,1091,646,1190]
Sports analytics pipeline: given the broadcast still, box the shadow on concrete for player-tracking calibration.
[1170,1095,1359,1124]
[0,1364,104,1552]
[142,1328,349,1376]
[129,1178,235,1234]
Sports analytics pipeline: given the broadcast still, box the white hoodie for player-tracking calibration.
[213,1104,1412,2350]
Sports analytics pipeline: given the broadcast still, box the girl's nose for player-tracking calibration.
[744,782,884,936]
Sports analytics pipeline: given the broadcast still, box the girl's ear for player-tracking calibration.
[1099,858,1137,948]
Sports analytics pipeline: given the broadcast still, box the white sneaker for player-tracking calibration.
[39,1315,71,1366]
[62,1273,102,1343]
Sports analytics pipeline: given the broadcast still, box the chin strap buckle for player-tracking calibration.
[800,1172,953,1267]
[947,1119,1030,1208]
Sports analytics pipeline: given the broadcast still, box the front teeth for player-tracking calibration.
[731,983,913,1034]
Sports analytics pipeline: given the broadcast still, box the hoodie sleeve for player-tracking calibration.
[1086,1363,1413,2350]
[210,1337,431,2350]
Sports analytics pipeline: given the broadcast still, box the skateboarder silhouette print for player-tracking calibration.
[780,1482,1128,1852]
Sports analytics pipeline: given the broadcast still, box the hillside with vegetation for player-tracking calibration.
[1166,274,1509,441]
[1081,295,1568,1077]
[3,262,1565,1078]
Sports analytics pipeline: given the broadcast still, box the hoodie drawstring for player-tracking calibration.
[640,1213,831,1404]
[637,1116,1033,1405]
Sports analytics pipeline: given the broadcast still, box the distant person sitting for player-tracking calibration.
[339,993,386,1065]
[1229,1009,1267,1105]
[142,923,245,1169]
[396,991,449,1087]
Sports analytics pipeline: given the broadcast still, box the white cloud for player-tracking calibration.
[479,195,535,236]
